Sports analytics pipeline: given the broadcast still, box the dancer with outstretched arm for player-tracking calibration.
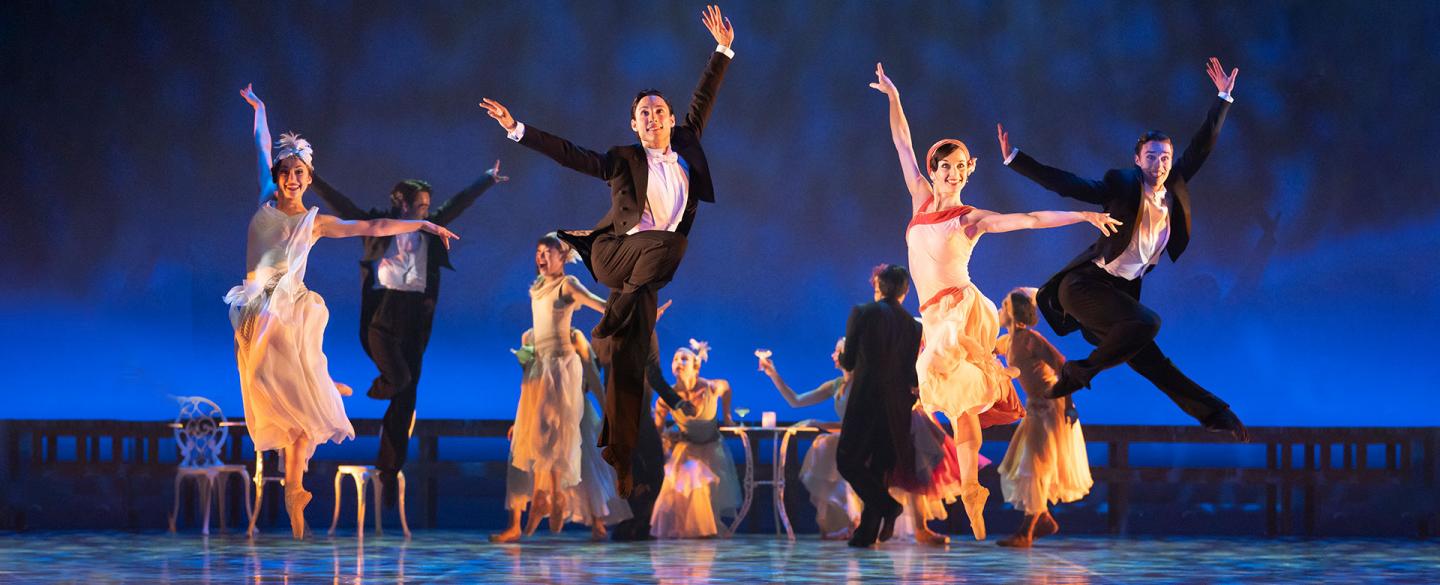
[479,5,736,496]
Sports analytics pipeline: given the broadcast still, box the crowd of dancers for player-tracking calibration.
[224,5,1247,548]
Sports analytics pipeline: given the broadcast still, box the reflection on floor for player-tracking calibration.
[0,530,1435,584]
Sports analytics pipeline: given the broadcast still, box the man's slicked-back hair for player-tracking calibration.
[631,89,670,119]
[872,263,911,301]
[1134,130,1173,155]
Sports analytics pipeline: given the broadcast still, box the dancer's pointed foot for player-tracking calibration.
[590,520,608,541]
[549,491,567,533]
[961,484,990,541]
[915,527,950,546]
[524,495,548,537]
[489,525,522,543]
[1033,512,1059,539]
[284,487,312,540]
[997,534,1034,548]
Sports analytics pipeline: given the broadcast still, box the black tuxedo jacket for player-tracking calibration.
[516,50,730,277]
[839,298,922,470]
[1007,97,1231,335]
[311,173,498,351]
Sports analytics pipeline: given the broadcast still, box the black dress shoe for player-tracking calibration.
[849,510,881,548]
[1202,409,1250,443]
[877,499,903,542]
[1045,363,1088,399]
[366,379,398,400]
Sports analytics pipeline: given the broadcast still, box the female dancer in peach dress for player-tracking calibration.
[870,63,1118,540]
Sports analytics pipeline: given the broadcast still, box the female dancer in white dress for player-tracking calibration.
[870,64,1119,540]
[231,85,458,539]
[493,234,634,542]
[758,340,861,540]
[650,344,741,539]
[996,288,1092,547]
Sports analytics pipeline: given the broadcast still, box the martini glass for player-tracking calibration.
[733,407,750,427]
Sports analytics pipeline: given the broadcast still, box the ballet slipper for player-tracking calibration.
[523,494,548,537]
[1034,512,1059,539]
[960,484,989,541]
[284,487,312,540]
[549,492,567,533]
[489,525,523,543]
[915,527,950,546]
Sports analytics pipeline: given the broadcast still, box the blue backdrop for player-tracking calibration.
[2,1,1436,428]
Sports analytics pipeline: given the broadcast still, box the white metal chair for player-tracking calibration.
[329,411,414,538]
[247,443,288,537]
[168,396,252,535]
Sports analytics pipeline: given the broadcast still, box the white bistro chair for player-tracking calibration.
[168,396,252,534]
[328,411,414,538]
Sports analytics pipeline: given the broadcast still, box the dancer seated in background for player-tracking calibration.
[995,288,1093,548]
[757,340,861,540]
[870,62,1120,540]
[231,84,458,539]
[650,342,741,539]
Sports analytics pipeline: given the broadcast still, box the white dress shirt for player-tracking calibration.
[1095,185,1170,280]
[375,231,428,292]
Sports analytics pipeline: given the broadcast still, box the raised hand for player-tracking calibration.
[996,123,1013,156]
[479,98,517,132]
[1206,57,1239,95]
[656,299,674,321]
[421,221,460,249]
[1082,211,1123,236]
[240,83,264,110]
[702,5,734,48]
[487,159,510,183]
[868,62,898,97]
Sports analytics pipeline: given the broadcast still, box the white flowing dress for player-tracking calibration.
[505,276,585,510]
[650,381,741,538]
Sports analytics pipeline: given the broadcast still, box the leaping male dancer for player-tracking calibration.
[480,5,735,494]
[997,57,1249,442]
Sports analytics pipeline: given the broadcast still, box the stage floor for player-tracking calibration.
[1,530,1435,584]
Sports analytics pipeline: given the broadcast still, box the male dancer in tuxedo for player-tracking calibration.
[997,57,1248,441]
[480,5,734,495]
[311,161,507,502]
[836,265,923,547]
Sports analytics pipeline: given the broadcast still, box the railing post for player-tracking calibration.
[1107,440,1129,535]
[1265,441,1277,536]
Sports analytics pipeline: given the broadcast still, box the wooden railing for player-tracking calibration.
[3,419,1436,536]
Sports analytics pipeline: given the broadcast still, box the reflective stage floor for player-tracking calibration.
[1,530,1436,584]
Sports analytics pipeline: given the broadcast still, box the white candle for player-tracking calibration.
[762,411,777,428]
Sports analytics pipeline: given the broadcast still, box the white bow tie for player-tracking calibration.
[648,150,679,165]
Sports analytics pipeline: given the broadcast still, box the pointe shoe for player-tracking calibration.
[489,527,522,543]
[961,485,990,541]
[285,488,312,540]
[549,493,567,533]
[915,528,950,546]
[1033,513,1059,539]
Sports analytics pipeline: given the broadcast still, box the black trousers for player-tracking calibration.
[836,397,900,515]
[585,231,688,474]
[366,289,430,475]
[610,385,666,540]
[1057,262,1229,421]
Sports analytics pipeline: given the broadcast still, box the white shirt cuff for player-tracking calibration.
[715,44,734,59]
[1217,91,1234,103]
[1003,148,1019,166]
[506,122,526,142]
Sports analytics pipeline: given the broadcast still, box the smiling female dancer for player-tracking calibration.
[869,63,1119,540]
[231,85,457,539]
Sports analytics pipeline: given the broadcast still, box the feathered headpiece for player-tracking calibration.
[273,132,314,168]
[688,338,711,363]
